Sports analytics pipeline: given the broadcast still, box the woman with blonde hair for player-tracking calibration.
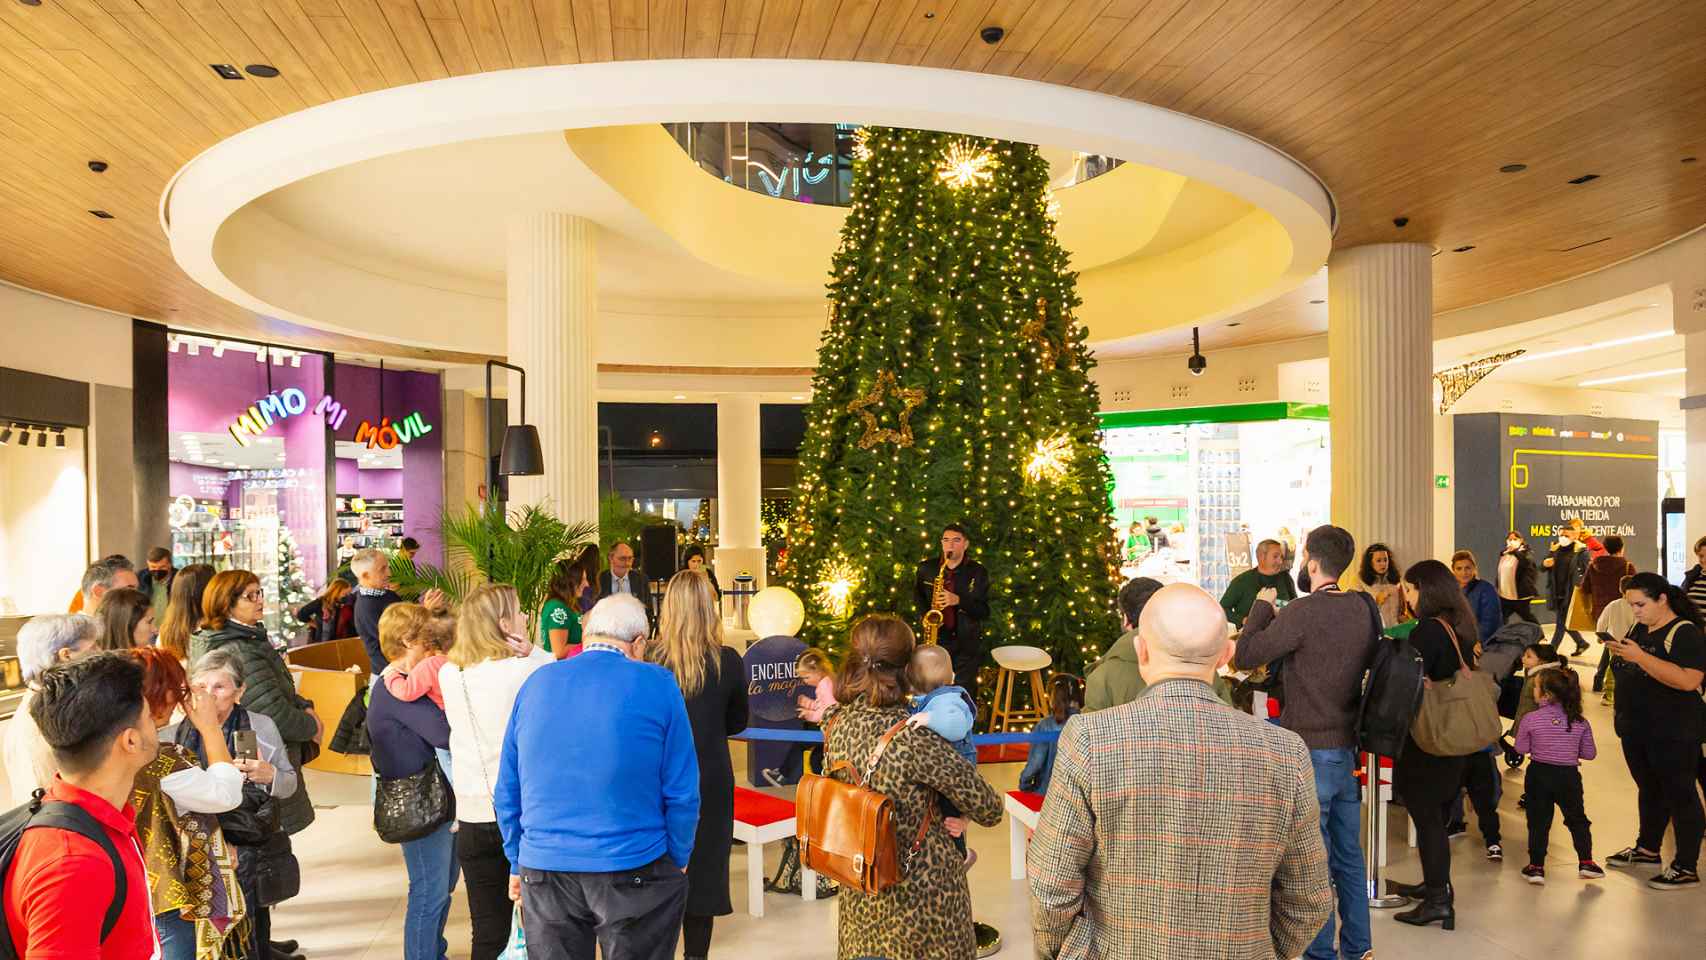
[440,584,549,959]
[646,570,747,960]
[158,563,215,660]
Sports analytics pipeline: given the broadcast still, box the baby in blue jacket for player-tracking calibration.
[908,645,978,862]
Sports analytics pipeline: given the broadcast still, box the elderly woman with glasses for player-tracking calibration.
[3,613,99,806]
[190,570,321,839]
[169,648,302,960]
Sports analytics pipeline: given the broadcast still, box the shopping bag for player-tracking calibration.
[499,908,526,960]
[1410,619,1501,757]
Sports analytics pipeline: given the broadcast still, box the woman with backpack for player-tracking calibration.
[823,614,1002,960]
[1388,559,1484,931]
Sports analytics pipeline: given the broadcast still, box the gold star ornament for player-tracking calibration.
[847,370,925,449]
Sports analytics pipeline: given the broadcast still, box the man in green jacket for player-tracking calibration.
[1220,539,1298,626]
[1087,577,1233,710]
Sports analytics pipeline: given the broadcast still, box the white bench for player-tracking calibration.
[732,786,817,917]
[1005,790,1044,880]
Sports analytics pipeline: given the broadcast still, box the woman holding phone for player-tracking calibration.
[171,647,302,958]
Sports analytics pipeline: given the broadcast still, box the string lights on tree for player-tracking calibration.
[784,126,1119,679]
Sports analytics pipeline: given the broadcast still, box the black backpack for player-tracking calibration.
[1355,592,1426,761]
[0,790,128,958]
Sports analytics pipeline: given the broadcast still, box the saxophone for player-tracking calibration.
[922,558,948,645]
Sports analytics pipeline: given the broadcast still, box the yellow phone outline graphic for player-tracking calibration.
[1507,448,1658,533]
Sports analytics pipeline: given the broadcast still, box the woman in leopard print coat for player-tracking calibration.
[826,614,1003,960]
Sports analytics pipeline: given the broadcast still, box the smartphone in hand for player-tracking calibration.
[233,730,259,761]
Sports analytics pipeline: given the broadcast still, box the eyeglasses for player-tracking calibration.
[239,590,264,602]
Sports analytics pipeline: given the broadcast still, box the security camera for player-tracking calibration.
[88,160,108,173]
[980,26,1005,44]
[1187,326,1207,376]
[1393,216,1409,228]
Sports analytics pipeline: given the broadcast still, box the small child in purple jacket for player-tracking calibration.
[1514,667,1601,884]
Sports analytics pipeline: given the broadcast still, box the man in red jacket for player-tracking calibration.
[3,652,161,958]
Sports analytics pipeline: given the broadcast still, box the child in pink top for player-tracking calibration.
[761,648,836,786]
[382,609,454,709]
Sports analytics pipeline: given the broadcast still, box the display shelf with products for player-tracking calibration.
[1192,427,1244,601]
[336,497,406,558]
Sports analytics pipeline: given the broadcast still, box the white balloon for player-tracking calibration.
[749,586,806,638]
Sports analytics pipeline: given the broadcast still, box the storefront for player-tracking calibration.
[1100,403,1330,599]
[165,336,442,637]
[0,368,90,621]
[1453,412,1660,577]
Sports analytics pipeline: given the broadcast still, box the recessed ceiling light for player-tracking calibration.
[1499,163,1527,173]
[1309,298,1325,304]
[88,209,114,219]
[791,395,806,400]
[17,0,42,6]
[1578,367,1684,388]
[244,64,280,78]
[1567,173,1600,184]
[87,160,107,173]
[1684,157,1698,164]
[209,64,243,80]
[672,394,686,400]
[1226,322,1241,328]
[1452,245,1476,253]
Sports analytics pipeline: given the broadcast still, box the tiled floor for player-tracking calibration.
[9,646,1705,958]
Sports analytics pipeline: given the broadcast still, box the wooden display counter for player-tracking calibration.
[286,637,371,776]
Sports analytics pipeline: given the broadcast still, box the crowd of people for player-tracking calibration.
[4,518,1704,960]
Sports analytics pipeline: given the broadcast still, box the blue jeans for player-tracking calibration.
[1306,748,1371,960]
[156,910,194,960]
[401,821,459,960]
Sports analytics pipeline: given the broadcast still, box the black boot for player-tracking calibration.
[1387,878,1427,899]
[1394,884,1455,930]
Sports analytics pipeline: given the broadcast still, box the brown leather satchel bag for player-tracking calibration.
[795,716,933,895]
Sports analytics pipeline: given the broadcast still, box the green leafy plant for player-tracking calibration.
[598,493,676,553]
[389,501,596,632]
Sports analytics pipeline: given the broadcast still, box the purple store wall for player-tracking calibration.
[334,458,405,500]
[332,363,443,565]
[167,350,330,582]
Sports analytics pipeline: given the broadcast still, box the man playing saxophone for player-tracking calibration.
[914,523,992,704]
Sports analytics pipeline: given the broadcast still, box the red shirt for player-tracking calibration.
[4,779,159,959]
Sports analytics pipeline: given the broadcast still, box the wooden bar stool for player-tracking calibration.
[988,645,1052,732]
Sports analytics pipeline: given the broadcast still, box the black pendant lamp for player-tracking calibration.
[485,360,544,476]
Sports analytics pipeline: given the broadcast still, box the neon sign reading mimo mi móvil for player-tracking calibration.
[228,391,430,448]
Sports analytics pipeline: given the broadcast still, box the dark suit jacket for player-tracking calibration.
[599,569,655,619]
[914,557,991,665]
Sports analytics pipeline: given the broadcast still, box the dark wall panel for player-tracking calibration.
[131,321,169,559]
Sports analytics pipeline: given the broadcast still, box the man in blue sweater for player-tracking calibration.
[495,593,699,960]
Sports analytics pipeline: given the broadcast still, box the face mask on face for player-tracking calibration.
[1296,568,1312,593]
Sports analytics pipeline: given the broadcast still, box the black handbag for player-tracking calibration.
[218,781,280,847]
[374,762,455,844]
[252,832,300,907]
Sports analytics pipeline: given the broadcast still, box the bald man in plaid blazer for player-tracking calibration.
[1028,583,1332,960]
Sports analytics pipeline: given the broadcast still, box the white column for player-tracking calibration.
[1328,243,1434,568]
[505,213,598,529]
[716,395,767,591]
[1684,333,1706,538]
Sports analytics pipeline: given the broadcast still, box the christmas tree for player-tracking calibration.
[272,525,314,635]
[786,127,1120,677]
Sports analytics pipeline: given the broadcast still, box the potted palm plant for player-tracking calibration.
[389,501,597,635]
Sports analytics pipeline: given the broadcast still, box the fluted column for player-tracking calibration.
[505,213,598,529]
[716,395,767,592]
[1329,243,1433,568]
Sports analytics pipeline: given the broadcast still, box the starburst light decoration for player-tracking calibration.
[813,557,861,618]
[851,126,873,162]
[937,140,996,190]
[1024,434,1075,483]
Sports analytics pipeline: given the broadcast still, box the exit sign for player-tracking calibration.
[1435,475,1451,489]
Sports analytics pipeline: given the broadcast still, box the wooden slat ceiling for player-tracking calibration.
[1,0,1703,363]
